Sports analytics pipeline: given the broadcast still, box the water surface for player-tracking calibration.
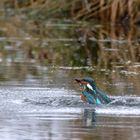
[0,64,140,140]
[0,3,140,140]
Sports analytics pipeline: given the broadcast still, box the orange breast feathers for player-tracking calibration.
[80,94,86,101]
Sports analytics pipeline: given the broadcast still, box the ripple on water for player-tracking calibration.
[0,87,140,117]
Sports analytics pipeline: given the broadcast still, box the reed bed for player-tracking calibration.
[3,0,140,24]
[0,17,139,70]
[0,0,139,73]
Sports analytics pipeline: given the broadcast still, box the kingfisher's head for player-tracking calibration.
[75,77,96,91]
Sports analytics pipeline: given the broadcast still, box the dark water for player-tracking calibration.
[0,3,140,140]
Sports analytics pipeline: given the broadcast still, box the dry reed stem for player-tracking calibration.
[3,0,140,24]
[111,0,119,23]
[97,30,107,68]
[74,1,99,19]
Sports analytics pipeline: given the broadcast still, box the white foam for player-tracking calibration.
[96,106,140,116]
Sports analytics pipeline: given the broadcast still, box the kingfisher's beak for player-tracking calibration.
[75,79,88,85]
[75,79,82,83]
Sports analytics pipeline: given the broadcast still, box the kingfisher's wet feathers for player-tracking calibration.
[75,77,111,105]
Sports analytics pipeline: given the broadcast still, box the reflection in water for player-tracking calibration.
[83,109,96,127]
[0,83,140,140]
[0,111,140,140]
[0,24,139,74]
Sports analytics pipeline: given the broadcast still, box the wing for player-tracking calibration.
[96,88,111,104]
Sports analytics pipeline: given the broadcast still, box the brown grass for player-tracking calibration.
[0,0,139,70]
[3,0,140,24]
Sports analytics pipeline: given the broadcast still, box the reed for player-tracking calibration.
[0,0,139,72]
[72,0,140,24]
[3,0,140,24]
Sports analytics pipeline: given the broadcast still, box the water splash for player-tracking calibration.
[23,95,140,116]
[1,87,140,116]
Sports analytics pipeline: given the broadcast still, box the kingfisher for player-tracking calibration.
[75,77,111,105]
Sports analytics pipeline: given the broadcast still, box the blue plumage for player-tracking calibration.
[75,77,111,105]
